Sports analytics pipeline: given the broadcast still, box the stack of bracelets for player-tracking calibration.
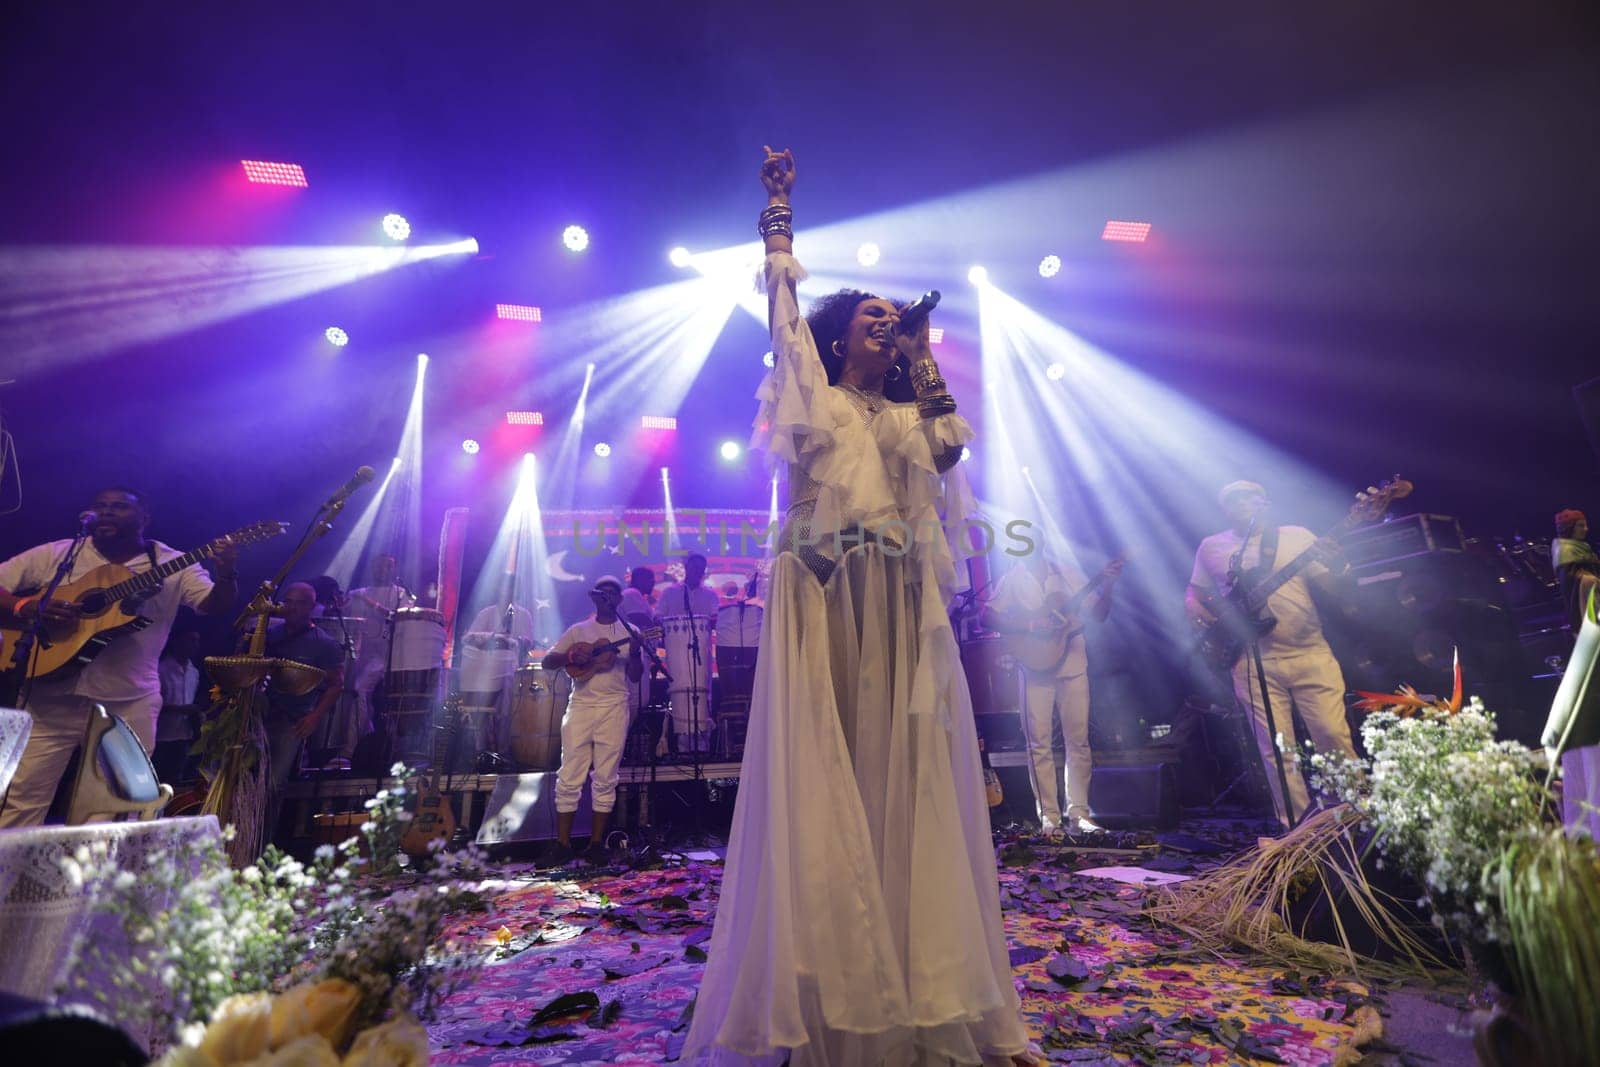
[758,202,793,240]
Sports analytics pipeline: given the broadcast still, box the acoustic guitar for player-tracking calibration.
[0,520,288,684]
[401,695,461,860]
[999,553,1129,674]
[562,627,662,682]
[1194,476,1414,671]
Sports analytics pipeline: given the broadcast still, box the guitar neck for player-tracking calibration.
[104,543,214,601]
[1240,518,1355,612]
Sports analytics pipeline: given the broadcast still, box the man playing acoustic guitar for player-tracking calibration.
[540,575,642,865]
[0,487,238,826]
[982,545,1123,836]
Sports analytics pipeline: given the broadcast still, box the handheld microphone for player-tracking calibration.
[322,466,376,510]
[896,290,941,333]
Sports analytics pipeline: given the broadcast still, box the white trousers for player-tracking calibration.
[1231,648,1355,826]
[0,687,162,827]
[555,696,628,814]
[1020,670,1092,827]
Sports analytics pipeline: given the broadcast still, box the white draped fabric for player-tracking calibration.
[0,709,30,796]
[0,815,222,1002]
[681,254,1028,1066]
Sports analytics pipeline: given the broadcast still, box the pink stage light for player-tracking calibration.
[240,160,308,187]
[641,415,678,430]
[1101,220,1151,243]
[505,411,544,425]
[495,303,543,322]
[928,327,945,345]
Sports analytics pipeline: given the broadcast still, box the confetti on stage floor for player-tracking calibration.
[428,829,1379,1065]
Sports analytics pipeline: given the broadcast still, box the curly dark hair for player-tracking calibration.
[805,289,917,404]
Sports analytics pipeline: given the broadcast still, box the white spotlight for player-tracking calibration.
[1038,255,1061,278]
[719,440,742,462]
[324,326,348,347]
[669,246,692,268]
[967,265,988,286]
[382,213,411,241]
[461,439,480,455]
[856,242,881,267]
[762,350,775,368]
[562,225,589,252]
[960,446,971,462]
[594,442,612,458]
[1045,363,1066,381]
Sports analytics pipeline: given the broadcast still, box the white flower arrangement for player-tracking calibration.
[1309,697,1549,944]
[60,764,486,1059]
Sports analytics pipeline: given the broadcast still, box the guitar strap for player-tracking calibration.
[1259,524,1281,577]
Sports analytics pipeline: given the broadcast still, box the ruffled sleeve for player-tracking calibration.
[751,252,901,541]
[751,251,979,599]
[877,407,979,600]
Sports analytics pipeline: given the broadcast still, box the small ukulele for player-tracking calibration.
[562,627,662,682]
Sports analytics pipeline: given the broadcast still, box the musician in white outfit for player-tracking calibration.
[655,553,719,752]
[983,548,1121,835]
[1185,481,1356,828]
[541,576,641,863]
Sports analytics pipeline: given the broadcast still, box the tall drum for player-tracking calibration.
[509,666,569,770]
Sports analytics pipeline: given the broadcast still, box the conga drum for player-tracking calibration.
[389,607,445,700]
[509,666,569,770]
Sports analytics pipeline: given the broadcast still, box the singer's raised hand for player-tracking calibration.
[760,146,795,203]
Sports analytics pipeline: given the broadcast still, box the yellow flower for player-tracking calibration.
[269,979,362,1051]
[242,1034,341,1067]
[494,925,513,947]
[340,1014,429,1067]
[199,992,274,1063]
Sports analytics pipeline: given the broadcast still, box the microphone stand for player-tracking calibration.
[684,591,706,781]
[1227,517,1295,828]
[3,517,93,708]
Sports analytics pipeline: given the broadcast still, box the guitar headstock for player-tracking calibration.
[1348,476,1414,525]
[214,521,291,551]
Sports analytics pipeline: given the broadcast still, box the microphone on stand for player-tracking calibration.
[78,510,98,533]
[322,466,376,510]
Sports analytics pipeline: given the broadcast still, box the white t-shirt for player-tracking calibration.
[467,603,536,644]
[988,562,1089,678]
[159,657,200,706]
[0,539,214,701]
[618,588,656,626]
[656,582,719,619]
[552,616,633,707]
[347,583,415,659]
[1190,525,1330,660]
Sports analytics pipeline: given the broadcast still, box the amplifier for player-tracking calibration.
[1340,514,1465,567]
[1089,763,1179,829]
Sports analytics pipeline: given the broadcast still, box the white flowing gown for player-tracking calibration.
[681,252,1030,1066]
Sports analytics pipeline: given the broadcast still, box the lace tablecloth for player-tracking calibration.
[0,815,222,1003]
[0,708,30,795]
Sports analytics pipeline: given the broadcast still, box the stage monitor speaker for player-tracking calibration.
[1088,763,1178,829]
[475,772,590,847]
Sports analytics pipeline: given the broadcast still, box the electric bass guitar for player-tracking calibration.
[0,520,288,684]
[999,553,1129,674]
[401,694,461,861]
[562,627,663,682]
[1194,476,1413,671]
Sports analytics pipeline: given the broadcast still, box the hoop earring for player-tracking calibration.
[885,361,904,382]
[831,340,846,358]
